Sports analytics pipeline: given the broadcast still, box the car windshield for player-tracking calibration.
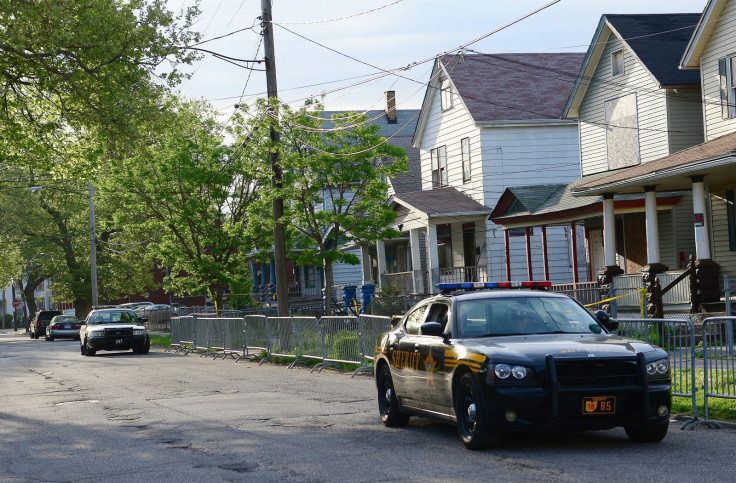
[87,311,138,325]
[54,316,78,323]
[456,296,599,338]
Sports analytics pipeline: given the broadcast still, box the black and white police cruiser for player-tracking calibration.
[80,307,150,356]
[374,281,671,449]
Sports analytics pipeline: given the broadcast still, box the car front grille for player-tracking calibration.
[552,358,640,388]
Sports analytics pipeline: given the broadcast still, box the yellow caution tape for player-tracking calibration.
[583,288,647,307]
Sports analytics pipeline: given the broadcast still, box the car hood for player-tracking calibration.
[86,323,145,330]
[461,333,665,365]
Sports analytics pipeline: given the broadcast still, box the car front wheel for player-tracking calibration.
[81,338,96,357]
[625,419,669,443]
[376,364,409,427]
[133,336,150,355]
[455,373,493,450]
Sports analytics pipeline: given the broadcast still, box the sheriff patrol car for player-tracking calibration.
[374,282,671,450]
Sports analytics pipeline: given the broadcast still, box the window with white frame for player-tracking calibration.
[611,49,624,77]
[440,77,453,111]
[720,56,736,119]
[461,137,471,182]
[431,146,448,188]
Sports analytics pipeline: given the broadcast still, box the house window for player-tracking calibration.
[611,50,624,77]
[461,137,471,182]
[605,93,640,169]
[720,56,736,119]
[440,77,453,111]
[431,145,448,188]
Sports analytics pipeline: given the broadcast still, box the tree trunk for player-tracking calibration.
[23,281,39,323]
[323,260,335,315]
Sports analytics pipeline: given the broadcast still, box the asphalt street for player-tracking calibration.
[1,328,735,482]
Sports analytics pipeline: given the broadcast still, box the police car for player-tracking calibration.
[374,282,671,449]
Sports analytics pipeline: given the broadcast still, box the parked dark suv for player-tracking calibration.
[29,310,62,339]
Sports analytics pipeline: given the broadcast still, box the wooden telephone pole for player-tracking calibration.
[261,0,289,316]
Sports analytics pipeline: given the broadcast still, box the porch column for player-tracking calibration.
[360,244,372,284]
[691,175,720,304]
[642,186,668,316]
[598,193,623,313]
[525,227,533,280]
[570,222,579,283]
[602,194,617,268]
[691,176,711,260]
[644,186,664,266]
[541,226,550,281]
[409,228,424,293]
[251,261,258,288]
[376,239,387,289]
[504,229,511,281]
[427,223,440,293]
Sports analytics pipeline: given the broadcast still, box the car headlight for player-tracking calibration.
[89,330,105,338]
[133,329,145,335]
[490,363,530,381]
[646,358,669,375]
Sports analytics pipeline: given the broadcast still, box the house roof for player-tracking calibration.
[571,130,736,196]
[322,108,421,194]
[443,53,586,123]
[392,187,491,217]
[490,176,684,228]
[681,0,725,69]
[413,53,584,146]
[564,13,701,118]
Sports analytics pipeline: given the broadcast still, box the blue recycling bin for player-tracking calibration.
[343,285,357,314]
[360,284,375,314]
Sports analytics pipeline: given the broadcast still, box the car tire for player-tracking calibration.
[624,419,669,443]
[45,334,51,341]
[455,373,493,450]
[134,336,150,355]
[376,364,409,427]
[82,338,96,357]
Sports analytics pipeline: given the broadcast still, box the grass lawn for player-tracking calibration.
[672,369,736,422]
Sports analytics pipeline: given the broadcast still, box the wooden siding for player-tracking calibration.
[710,188,736,278]
[666,88,704,153]
[418,81,481,198]
[332,249,364,285]
[578,33,673,176]
[699,0,736,140]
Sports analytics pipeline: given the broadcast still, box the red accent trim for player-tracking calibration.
[525,227,533,281]
[571,222,579,283]
[541,226,549,281]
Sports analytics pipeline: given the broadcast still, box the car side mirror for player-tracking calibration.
[421,321,444,337]
[390,315,402,329]
[594,310,618,332]
[139,317,149,323]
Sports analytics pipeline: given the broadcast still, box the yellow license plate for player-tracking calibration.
[582,396,615,415]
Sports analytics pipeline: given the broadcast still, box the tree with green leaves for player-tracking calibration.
[0,0,200,174]
[279,108,408,314]
[105,97,273,310]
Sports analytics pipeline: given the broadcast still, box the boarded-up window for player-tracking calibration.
[605,94,640,170]
[431,145,448,188]
[440,77,453,111]
[719,58,729,119]
[461,137,471,181]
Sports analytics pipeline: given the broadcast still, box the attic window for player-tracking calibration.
[431,145,448,188]
[440,77,453,111]
[611,50,624,77]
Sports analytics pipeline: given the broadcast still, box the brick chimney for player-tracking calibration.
[385,91,397,124]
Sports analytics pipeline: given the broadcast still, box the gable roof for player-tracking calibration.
[681,0,726,69]
[413,53,584,146]
[564,13,701,118]
[392,187,490,217]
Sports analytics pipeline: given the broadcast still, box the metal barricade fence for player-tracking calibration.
[259,316,298,365]
[312,316,361,372]
[353,315,392,377]
[169,316,194,353]
[615,317,698,427]
[287,316,321,368]
[701,316,736,428]
[193,316,211,355]
[243,315,269,356]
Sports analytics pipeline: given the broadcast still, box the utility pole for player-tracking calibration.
[261,0,289,316]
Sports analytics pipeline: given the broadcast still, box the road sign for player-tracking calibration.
[12,299,20,308]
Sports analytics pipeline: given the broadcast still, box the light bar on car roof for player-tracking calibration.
[437,281,551,292]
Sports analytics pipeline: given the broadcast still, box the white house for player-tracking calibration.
[375,52,588,294]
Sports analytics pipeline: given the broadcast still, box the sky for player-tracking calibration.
[168,0,706,118]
